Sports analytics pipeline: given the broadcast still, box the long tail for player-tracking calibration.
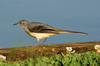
[55,29,88,35]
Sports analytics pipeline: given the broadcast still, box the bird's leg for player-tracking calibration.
[40,37,48,46]
[33,38,39,45]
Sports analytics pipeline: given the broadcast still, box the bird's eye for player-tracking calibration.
[19,22,21,24]
[19,21,23,24]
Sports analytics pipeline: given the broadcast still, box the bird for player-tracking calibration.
[13,20,88,45]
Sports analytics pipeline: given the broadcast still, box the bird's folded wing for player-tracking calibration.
[39,29,59,34]
[28,25,59,34]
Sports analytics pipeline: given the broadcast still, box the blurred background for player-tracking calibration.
[0,0,100,48]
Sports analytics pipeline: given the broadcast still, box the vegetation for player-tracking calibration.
[0,41,100,66]
[0,51,100,66]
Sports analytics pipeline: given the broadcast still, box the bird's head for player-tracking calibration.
[13,20,29,26]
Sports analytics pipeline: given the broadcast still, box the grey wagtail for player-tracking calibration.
[13,20,88,45]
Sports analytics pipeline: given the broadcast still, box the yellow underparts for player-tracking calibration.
[29,32,56,40]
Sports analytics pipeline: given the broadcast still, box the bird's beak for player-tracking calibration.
[13,23,17,25]
[13,22,19,25]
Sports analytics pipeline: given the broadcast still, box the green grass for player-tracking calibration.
[0,51,100,66]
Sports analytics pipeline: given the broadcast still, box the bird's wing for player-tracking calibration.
[27,23,59,34]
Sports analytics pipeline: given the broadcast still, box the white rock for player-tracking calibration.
[0,55,6,61]
[66,47,75,53]
[94,45,100,50]
[94,45,100,54]
[66,47,72,52]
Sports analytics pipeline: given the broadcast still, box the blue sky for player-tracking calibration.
[0,0,100,48]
